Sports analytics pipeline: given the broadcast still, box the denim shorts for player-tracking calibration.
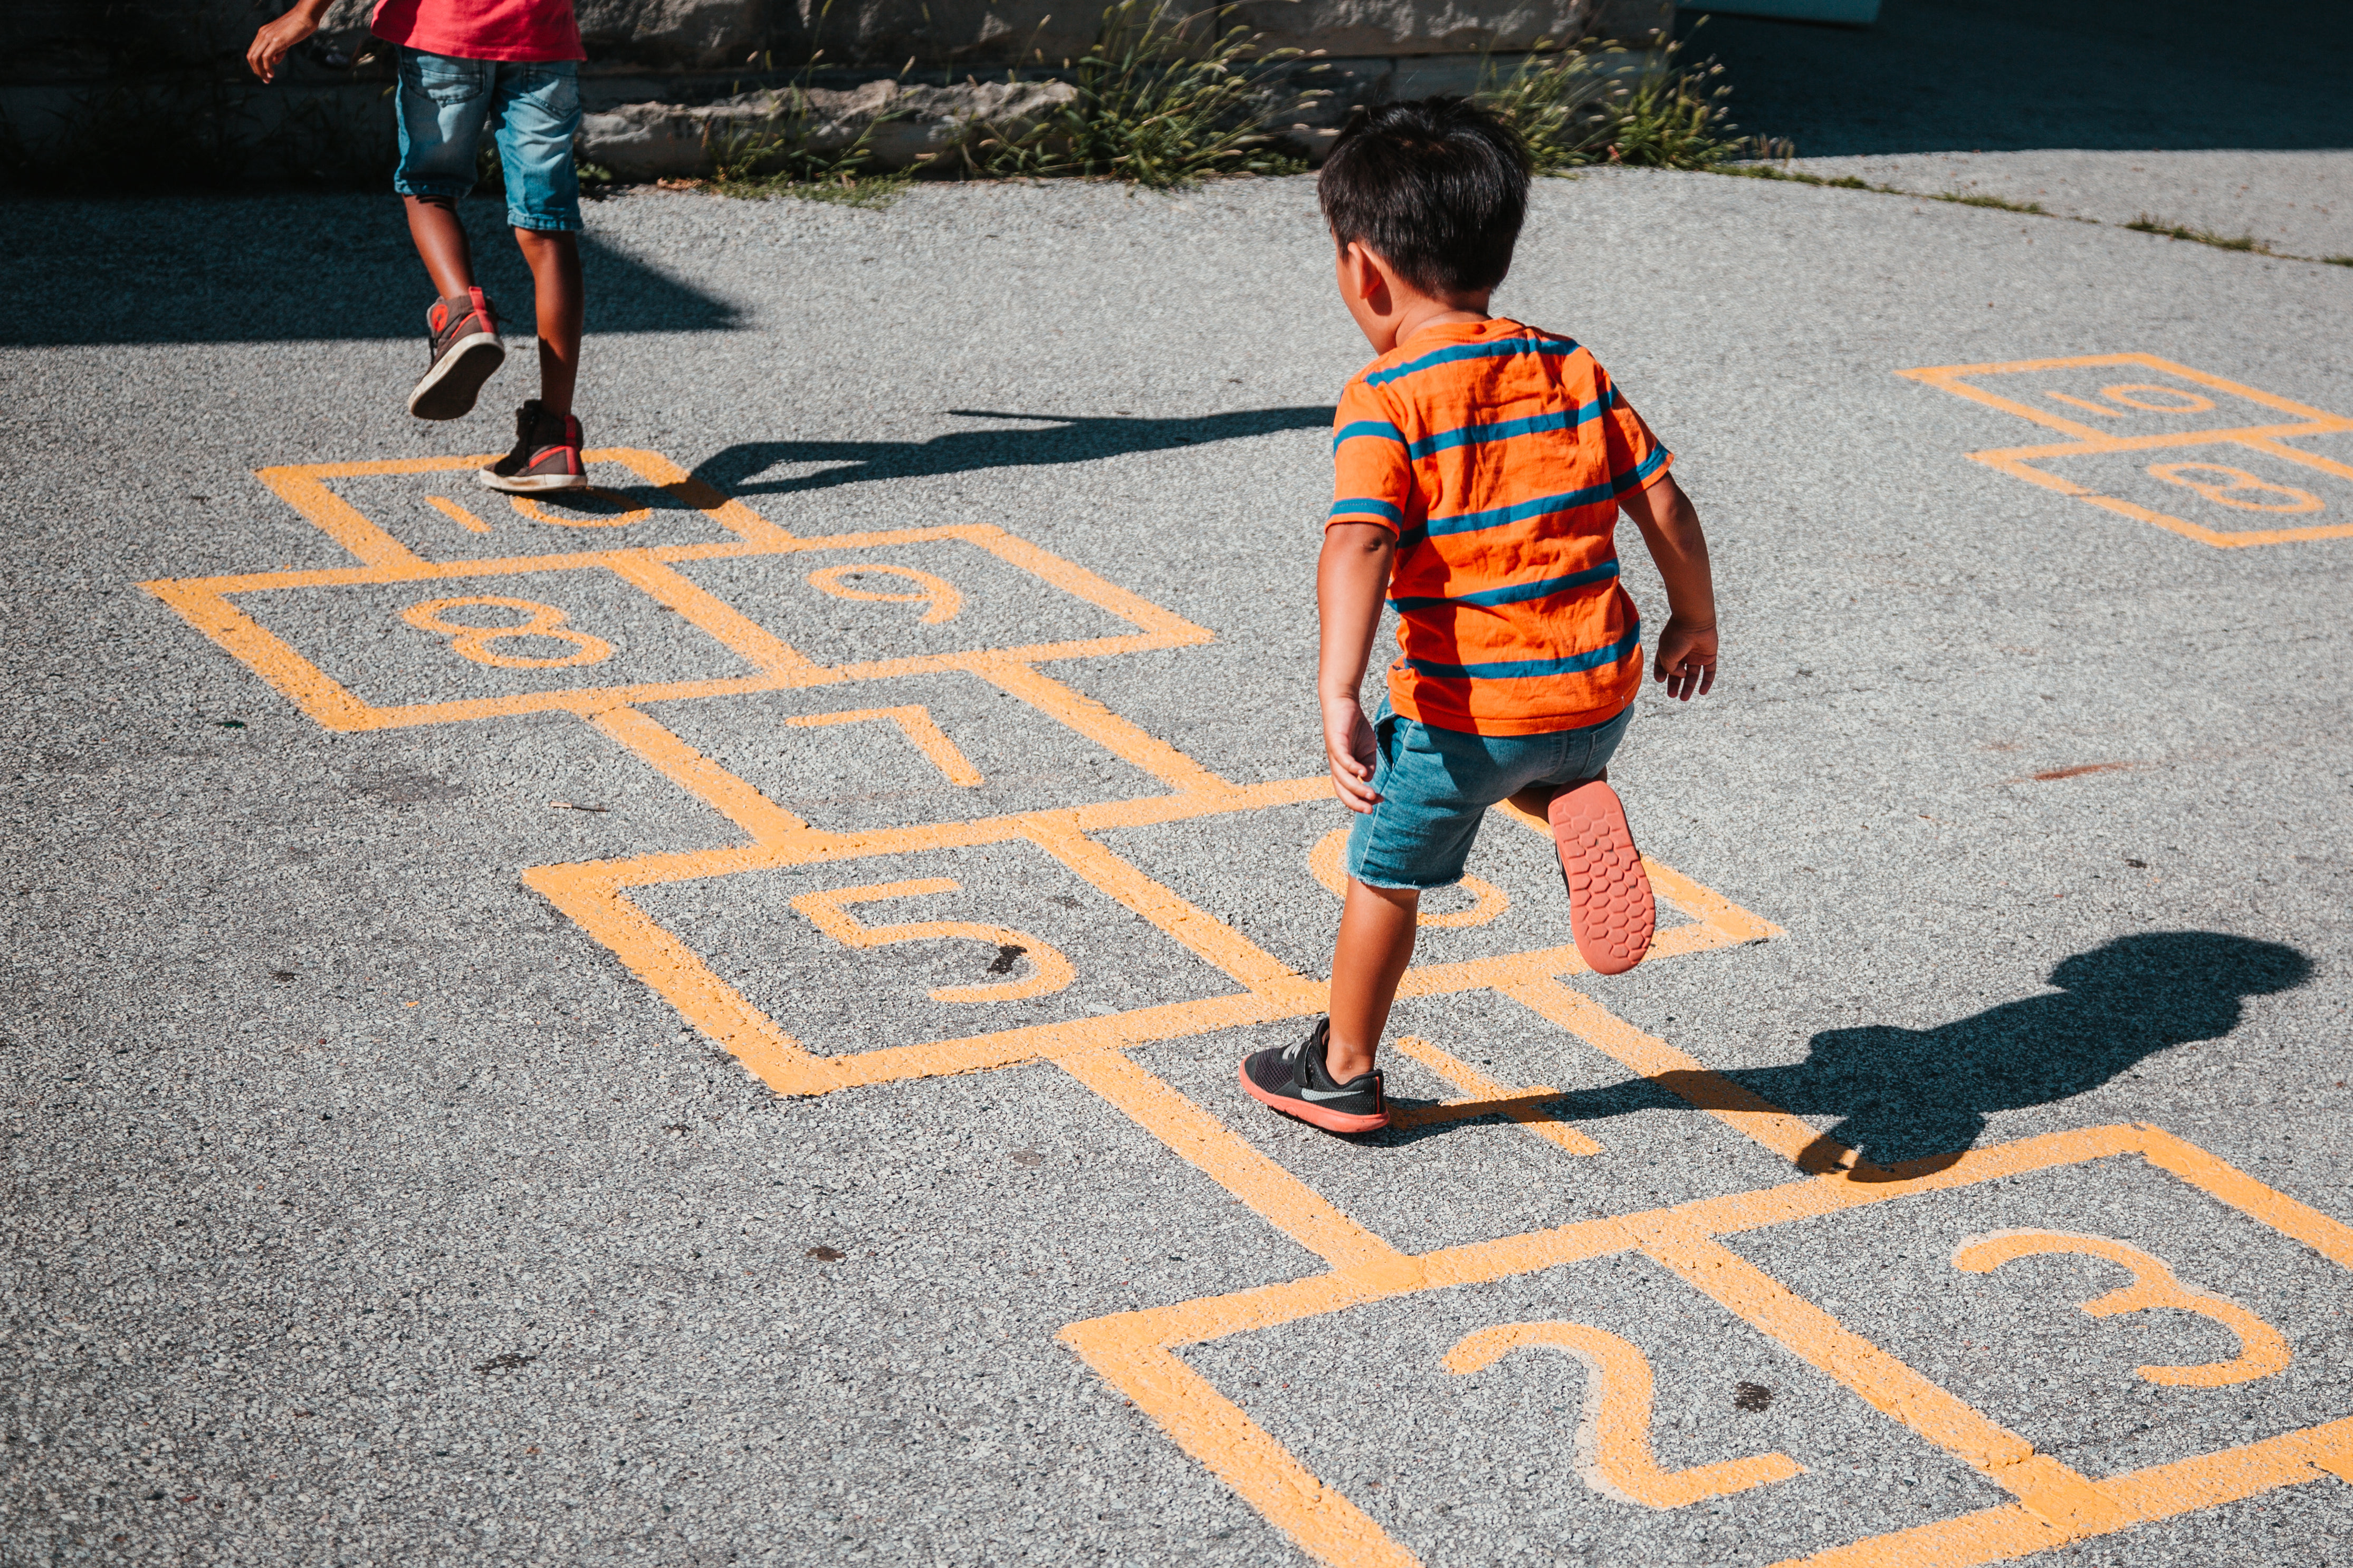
[1345,698,1633,891]
[394,49,582,232]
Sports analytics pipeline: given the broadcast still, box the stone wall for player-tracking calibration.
[1,0,1672,176]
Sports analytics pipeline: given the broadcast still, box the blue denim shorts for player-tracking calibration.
[393,48,582,232]
[1345,698,1633,891]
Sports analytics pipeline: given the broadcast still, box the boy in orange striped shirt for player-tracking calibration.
[1241,98,1721,1136]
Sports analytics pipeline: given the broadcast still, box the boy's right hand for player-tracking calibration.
[1324,696,1382,814]
[247,4,326,83]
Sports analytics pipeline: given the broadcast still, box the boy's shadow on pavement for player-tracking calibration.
[694,406,1335,497]
[1402,931,2311,1175]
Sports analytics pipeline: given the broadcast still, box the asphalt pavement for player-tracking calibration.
[5,164,2353,1565]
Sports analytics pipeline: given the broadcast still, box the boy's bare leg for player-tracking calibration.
[404,196,476,296]
[1326,880,1420,1080]
[514,228,582,417]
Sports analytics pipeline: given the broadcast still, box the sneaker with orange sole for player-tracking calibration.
[1548,778,1655,975]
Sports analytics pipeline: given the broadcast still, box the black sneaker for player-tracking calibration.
[407,286,505,421]
[1239,1017,1389,1133]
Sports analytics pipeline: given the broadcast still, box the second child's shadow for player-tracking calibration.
[1399,931,2310,1174]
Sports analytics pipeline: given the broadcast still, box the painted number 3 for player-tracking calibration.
[2147,463,2322,514]
[401,595,614,668]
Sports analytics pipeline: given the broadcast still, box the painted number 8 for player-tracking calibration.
[400,595,614,668]
[2147,463,2322,514]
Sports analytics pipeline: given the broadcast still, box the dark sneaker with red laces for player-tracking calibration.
[478,400,589,494]
[1240,1016,1389,1134]
[407,287,505,420]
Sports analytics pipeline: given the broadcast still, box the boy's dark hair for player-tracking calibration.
[1317,97,1532,298]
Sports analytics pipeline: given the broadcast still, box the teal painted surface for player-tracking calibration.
[1688,0,1880,22]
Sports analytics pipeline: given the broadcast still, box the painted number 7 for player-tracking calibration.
[791,878,1074,1002]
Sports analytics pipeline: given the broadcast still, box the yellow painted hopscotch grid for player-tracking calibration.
[1899,353,2353,548]
[143,450,2353,1566]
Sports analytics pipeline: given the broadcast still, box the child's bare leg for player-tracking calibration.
[404,195,476,296]
[513,228,582,417]
[1326,880,1419,1080]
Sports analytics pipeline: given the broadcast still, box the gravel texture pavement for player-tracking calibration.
[5,166,2352,1565]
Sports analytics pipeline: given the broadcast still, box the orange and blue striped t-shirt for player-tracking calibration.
[1329,317,1671,736]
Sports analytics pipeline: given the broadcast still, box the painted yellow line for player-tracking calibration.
[588,706,816,845]
[1024,816,1305,994]
[521,860,847,1093]
[970,657,1236,799]
[1058,1322,1420,1568]
[1067,1122,2353,1567]
[1639,1226,2121,1534]
[1502,975,1870,1175]
[1771,1415,2353,1567]
[601,552,822,674]
[1388,1034,1602,1155]
[423,494,494,534]
[1058,1046,1401,1269]
[781,706,986,786]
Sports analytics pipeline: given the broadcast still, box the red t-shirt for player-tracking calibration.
[372,0,584,62]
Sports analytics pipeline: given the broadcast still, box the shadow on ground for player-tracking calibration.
[0,193,734,345]
[1393,931,2312,1170]
[1685,0,2353,156]
[693,406,1337,495]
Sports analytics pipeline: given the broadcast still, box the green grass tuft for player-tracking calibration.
[1928,190,2045,213]
[2125,214,2275,254]
[1479,25,1746,174]
[971,3,1311,189]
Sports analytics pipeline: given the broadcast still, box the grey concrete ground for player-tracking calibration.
[1783,152,2353,261]
[6,162,2353,1567]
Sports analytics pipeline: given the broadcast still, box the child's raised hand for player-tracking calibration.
[1652,613,1718,701]
[247,4,324,83]
[1323,696,1383,814]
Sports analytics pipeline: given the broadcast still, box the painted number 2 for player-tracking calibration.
[1445,1321,1802,1508]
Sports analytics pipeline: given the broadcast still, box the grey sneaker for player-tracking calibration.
[1239,1017,1388,1133]
[407,287,505,421]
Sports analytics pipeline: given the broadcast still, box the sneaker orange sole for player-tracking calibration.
[1548,778,1655,976]
[1236,1062,1391,1133]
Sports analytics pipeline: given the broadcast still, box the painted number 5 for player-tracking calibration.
[792,878,1073,1003]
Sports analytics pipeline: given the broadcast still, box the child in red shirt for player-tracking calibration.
[250,0,592,493]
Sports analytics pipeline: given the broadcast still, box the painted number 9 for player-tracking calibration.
[806,564,963,624]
